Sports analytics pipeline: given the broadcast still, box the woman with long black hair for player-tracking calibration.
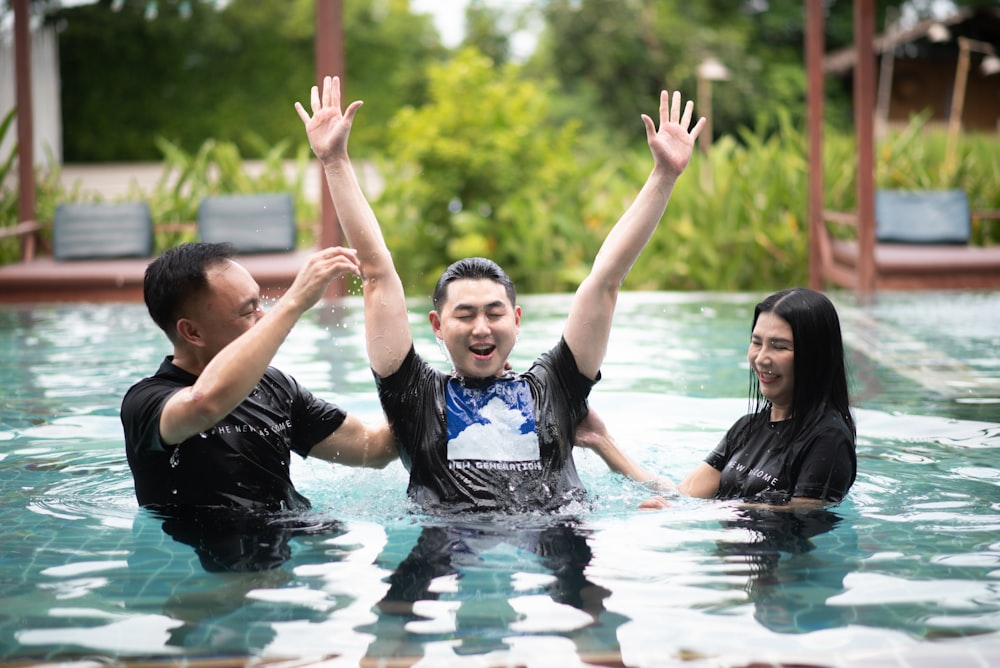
[580,287,857,509]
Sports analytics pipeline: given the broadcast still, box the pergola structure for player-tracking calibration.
[9,0,346,291]
[806,0,1000,295]
[806,0,878,294]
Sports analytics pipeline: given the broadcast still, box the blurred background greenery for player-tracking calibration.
[1,0,998,293]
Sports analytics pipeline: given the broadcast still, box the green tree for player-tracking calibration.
[529,0,993,146]
[50,0,442,161]
[373,47,603,295]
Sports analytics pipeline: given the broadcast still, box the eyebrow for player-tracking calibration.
[453,300,507,313]
[751,334,793,346]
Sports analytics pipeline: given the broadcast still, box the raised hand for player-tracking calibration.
[284,246,361,312]
[640,90,706,180]
[294,75,364,165]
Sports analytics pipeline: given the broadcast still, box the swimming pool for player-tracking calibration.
[1,291,998,667]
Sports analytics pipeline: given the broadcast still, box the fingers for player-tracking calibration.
[640,113,656,143]
[688,115,708,141]
[330,75,341,110]
[680,100,693,130]
[654,89,702,135]
[344,99,364,124]
[298,76,362,125]
[289,247,360,304]
[293,101,310,125]
[315,245,360,275]
[638,496,669,510]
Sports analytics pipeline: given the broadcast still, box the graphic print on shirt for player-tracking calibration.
[445,379,540,463]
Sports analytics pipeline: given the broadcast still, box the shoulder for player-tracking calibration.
[262,365,297,387]
[525,337,584,379]
[723,411,759,439]
[376,345,445,396]
[812,407,856,440]
[791,407,856,457]
[123,360,187,407]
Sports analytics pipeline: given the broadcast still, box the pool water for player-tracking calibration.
[1,291,998,667]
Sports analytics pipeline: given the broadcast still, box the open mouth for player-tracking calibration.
[756,370,780,383]
[470,344,496,360]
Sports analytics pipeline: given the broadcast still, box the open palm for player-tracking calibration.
[641,90,706,179]
[294,76,363,164]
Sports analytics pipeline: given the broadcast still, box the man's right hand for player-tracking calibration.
[282,246,361,314]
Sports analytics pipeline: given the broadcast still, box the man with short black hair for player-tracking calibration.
[122,241,396,516]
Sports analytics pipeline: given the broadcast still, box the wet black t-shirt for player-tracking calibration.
[121,357,347,513]
[375,338,596,514]
[705,407,857,504]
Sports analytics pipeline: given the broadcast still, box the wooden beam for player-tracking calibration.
[13,0,36,226]
[854,0,877,297]
[314,0,346,298]
[806,0,825,291]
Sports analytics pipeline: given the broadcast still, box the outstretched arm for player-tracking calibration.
[574,409,676,490]
[565,91,705,380]
[309,415,398,469]
[160,248,361,445]
[295,76,412,378]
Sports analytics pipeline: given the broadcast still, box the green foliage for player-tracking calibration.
[51,0,441,161]
[0,108,73,264]
[371,47,815,294]
[533,0,813,142]
[0,122,316,261]
[373,48,596,295]
[626,110,810,291]
[372,66,1000,294]
[141,137,317,250]
[826,113,1000,246]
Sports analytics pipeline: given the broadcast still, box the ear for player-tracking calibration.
[513,305,522,330]
[428,310,444,339]
[175,317,204,347]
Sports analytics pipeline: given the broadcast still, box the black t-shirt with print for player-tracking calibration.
[375,338,596,514]
[121,357,347,513]
[705,407,857,504]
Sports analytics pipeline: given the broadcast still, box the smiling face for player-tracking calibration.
[180,259,264,362]
[429,278,521,379]
[748,311,795,421]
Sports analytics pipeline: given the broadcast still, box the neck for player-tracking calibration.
[769,405,792,422]
[171,348,207,377]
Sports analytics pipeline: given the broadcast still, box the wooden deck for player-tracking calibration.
[825,238,1000,290]
[0,249,317,304]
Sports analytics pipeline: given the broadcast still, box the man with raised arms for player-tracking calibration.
[296,76,704,514]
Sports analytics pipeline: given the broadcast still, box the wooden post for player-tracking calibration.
[854,0,877,297]
[14,0,36,227]
[806,0,825,291]
[946,37,971,167]
[314,0,345,298]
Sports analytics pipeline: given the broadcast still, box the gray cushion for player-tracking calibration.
[53,202,153,260]
[875,189,970,244]
[197,193,296,254]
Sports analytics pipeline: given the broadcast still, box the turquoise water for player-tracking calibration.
[1,291,998,666]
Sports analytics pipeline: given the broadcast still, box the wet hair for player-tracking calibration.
[431,257,517,312]
[747,287,855,439]
[144,242,237,341]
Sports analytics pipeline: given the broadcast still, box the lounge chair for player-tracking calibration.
[815,188,1000,291]
[197,193,296,254]
[52,201,153,260]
